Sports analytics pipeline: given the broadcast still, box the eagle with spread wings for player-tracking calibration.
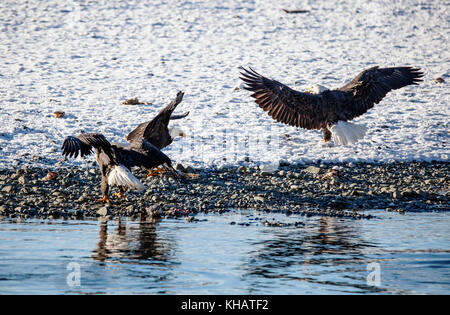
[61,92,189,202]
[61,133,183,203]
[240,66,423,145]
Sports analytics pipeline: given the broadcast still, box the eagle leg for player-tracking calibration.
[322,127,332,142]
[99,175,110,203]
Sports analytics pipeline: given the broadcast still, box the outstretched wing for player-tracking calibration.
[61,133,112,159]
[239,67,326,130]
[337,66,423,119]
[126,91,185,148]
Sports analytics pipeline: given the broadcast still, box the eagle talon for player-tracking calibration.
[114,192,124,199]
[147,170,157,177]
[114,187,128,199]
[97,196,110,203]
[146,167,167,177]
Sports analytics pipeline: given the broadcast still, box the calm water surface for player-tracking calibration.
[0,210,449,294]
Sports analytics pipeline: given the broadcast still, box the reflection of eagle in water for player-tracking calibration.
[125,91,189,149]
[240,66,423,145]
[61,133,182,203]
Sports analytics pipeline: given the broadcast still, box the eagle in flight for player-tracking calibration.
[240,66,423,145]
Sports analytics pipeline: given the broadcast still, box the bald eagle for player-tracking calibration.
[125,91,189,149]
[240,66,424,145]
[61,133,182,203]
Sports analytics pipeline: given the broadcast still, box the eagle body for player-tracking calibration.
[126,91,188,149]
[62,133,181,202]
[240,66,423,145]
[118,138,172,170]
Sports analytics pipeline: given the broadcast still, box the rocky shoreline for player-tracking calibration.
[0,161,448,221]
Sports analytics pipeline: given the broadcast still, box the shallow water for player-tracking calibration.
[0,210,449,294]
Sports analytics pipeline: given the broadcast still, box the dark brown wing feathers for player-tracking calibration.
[61,133,112,159]
[337,66,424,119]
[240,67,324,130]
[125,91,185,148]
[240,66,423,127]
[61,136,91,158]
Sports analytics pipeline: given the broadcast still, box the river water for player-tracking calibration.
[0,210,449,294]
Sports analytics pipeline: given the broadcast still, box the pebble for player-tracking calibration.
[254,196,265,203]
[279,160,291,167]
[97,206,111,217]
[18,176,26,185]
[305,166,321,175]
[237,166,246,173]
[2,185,13,193]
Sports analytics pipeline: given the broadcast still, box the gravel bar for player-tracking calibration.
[0,161,448,221]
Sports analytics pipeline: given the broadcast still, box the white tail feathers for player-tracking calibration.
[108,165,145,191]
[330,121,368,146]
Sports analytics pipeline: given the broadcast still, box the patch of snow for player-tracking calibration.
[0,0,448,169]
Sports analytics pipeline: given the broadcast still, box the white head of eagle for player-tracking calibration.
[307,84,329,94]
